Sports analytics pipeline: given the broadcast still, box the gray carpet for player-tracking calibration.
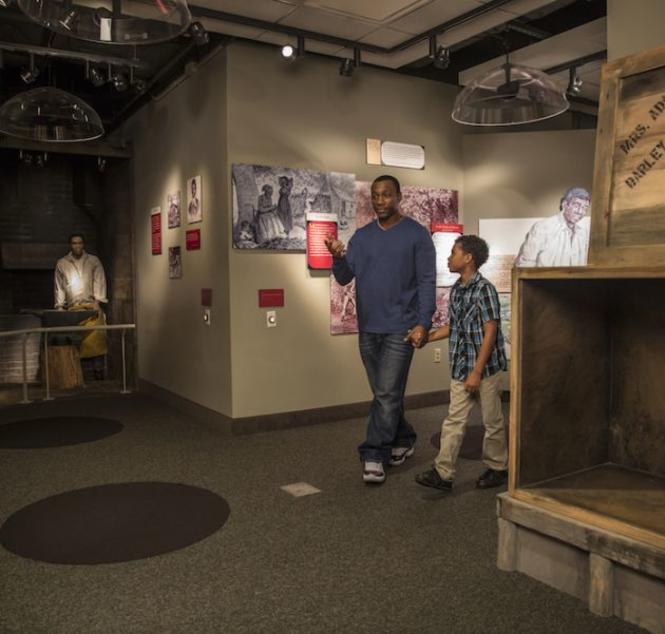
[0,394,646,633]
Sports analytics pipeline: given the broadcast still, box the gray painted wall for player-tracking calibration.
[125,49,232,416]
[125,40,598,421]
[226,43,464,418]
[608,0,665,60]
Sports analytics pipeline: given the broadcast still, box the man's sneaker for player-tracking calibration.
[362,461,386,484]
[476,468,508,489]
[389,445,415,466]
[415,468,453,492]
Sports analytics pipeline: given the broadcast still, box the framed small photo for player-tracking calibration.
[187,175,202,224]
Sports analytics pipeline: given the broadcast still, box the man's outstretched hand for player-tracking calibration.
[324,234,346,259]
[405,325,428,348]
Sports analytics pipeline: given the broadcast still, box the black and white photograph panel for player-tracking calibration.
[514,187,591,267]
[232,163,356,250]
[186,176,202,224]
[168,190,181,229]
[168,246,182,279]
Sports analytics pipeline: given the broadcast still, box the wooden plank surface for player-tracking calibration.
[498,493,665,579]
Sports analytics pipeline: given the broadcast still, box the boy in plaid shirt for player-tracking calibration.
[415,235,508,492]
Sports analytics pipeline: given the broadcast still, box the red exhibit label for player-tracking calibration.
[431,222,464,234]
[186,229,201,250]
[306,213,338,269]
[258,289,284,307]
[151,210,162,255]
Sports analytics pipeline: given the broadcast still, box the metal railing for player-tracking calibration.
[0,324,136,404]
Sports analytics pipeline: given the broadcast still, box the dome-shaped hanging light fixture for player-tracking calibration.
[0,87,104,142]
[17,0,191,45]
[452,60,569,126]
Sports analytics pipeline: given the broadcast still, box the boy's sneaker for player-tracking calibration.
[476,468,508,489]
[389,445,415,466]
[362,461,386,484]
[415,467,453,492]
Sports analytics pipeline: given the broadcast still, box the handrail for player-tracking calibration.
[0,323,136,404]
[0,324,136,338]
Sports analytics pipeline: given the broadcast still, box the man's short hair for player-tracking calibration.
[372,174,401,194]
[455,235,489,268]
[560,187,591,208]
[68,233,85,242]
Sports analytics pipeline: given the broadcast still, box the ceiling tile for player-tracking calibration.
[194,0,297,22]
[358,27,414,48]
[303,0,431,23]
[361,39,429,69]
[199,18,266,39]
[279,6,378,40]
[390,0,481,35]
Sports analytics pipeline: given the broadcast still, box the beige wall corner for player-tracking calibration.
[608,0,665,60]
[125,48,232,417]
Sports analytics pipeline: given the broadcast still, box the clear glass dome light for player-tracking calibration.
[452,63,569,126]
[17,0,192,45]
[0,87,104,142]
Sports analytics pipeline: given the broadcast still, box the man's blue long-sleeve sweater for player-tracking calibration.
[332,216,436,334]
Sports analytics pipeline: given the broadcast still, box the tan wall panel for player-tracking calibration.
[226,42,464,418]
[126,50,233,416]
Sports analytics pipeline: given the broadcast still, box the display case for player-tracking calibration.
[497,44,665,634]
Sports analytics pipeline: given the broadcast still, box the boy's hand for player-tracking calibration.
[405,325,428,348]
[464,370,482,394]
[324,235,346,258]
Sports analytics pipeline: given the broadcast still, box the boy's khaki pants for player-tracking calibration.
[435,371,507,481]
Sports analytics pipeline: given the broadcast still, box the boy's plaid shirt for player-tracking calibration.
[448,271,507,381]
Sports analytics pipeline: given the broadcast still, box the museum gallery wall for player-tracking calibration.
[150,175,203,279]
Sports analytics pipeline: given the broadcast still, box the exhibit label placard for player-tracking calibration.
[151,208,162,255]
[307,212,338,269]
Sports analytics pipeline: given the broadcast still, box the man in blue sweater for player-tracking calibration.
[325,175,436,484]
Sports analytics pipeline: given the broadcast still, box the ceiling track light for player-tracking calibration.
[89,65,106,87]
[567,67,583,96]
[339,47,361,77]
[281,35,304,61]
[429,35,450,70]
[190,21,209,46]
[20,52,39,84]
[112,72,129,92]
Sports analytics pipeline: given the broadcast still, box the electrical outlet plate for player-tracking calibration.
[203,308,211,326]
[266,310,277,327]
[434,347,441,363]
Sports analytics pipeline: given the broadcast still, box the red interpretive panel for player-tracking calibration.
[307,212,338,269]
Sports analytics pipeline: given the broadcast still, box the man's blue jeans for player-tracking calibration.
[358,332,417,465]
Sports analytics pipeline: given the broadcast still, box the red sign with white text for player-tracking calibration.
[186,229,201,250]
[307,213,338,269]
[151,210,162,255]
[430,222,464,234]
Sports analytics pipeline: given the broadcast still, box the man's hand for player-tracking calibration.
[464,370,482,394]
[324,235,346,258]
[405,325,428,348]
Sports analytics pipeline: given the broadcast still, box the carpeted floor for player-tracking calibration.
[0,394,646,633]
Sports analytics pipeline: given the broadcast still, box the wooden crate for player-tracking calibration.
[590,44,665,266]
[509,266,665,548]
[503,266,665,632]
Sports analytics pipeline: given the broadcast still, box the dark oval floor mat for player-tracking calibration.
[0,482,231,564]
[0,417,124,449]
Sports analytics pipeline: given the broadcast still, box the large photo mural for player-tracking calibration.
[232,164,356,250]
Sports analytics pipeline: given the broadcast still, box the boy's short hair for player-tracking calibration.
[455,235,489,268]
[68,233,85,242]
[372,174,401,194]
